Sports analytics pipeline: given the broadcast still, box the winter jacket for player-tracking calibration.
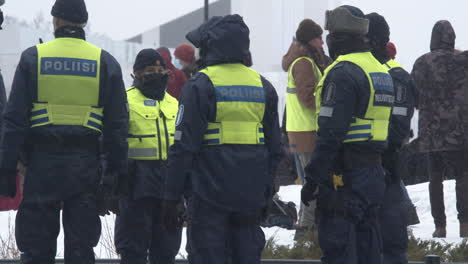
[383,60,417,182]
[453,51,468,152]
[282,41,321,153]
[158,50,187,100]
[0,27,129,202]
[305,52,391,186]
[164,15,282,212]
[0,71,6,113]
[411,20,462,153]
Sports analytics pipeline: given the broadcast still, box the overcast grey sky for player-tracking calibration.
[3,0,216,40]
[3,0,468,53]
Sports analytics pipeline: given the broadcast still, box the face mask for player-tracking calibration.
[138,73,168,100]
[173,58,183,70]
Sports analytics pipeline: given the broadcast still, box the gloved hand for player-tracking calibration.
[0,168,17,198]
[161,200,183,232]
[301,181,318,206]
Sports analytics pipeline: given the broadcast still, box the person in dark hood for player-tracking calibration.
[0,0,129,263]
[114,49,181,264]
[301,5,394,264]
[156,47,187,100]
[366,12,418,264]
[161,14,282,264]
[411,20,468,237]
[282,18,328,240]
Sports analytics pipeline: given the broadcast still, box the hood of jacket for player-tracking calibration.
[186,14,251,67]
[430,20,455,52]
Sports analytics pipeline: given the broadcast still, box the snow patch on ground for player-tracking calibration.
[0,180,461,258]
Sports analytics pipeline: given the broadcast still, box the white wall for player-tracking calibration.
[232,0,330,121]
[0,21,143,96]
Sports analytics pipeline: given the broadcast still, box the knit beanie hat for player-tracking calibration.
[51,0,88,24]
[365,12,390,47]
[296,19,323,45]
[174,44,196,64]
[133,49,166,73]
[387,42,397,59]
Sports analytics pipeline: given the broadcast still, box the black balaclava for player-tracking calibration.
[133,49,169,101]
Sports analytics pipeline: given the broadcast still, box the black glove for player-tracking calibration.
[161,200,183,232]
[301,181,318,206]
[0,168,17,198]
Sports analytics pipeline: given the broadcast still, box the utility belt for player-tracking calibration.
[337,147,382,171]
[29,135,100,153]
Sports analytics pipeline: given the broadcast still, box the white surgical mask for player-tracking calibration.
[173,58,183,70]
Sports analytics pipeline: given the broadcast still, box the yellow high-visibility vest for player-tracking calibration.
[286,57,322,132]
[200,63,266,145]
[127,87,178,160]
[315,52,394,143]
[32,38,103,132]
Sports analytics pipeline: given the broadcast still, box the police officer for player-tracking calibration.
[162,15,282,264]
[366,13,417,264]
[0,0,129,263]
[301,6,394,264]
[114,49,181,264]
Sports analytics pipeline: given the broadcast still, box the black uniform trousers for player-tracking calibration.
[16,192,101,264]
[115,197,182,264]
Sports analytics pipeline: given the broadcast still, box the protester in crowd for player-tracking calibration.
[0,0,129,263]
[281,18,326,240]
[411,20,468,238]
[366,12,418,263]
[156,47,187,100]
[302,5,394,263]
[174,44,198,79]
[387,41,397,59]
[162,15,281,264]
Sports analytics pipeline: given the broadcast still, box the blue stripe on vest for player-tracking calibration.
[205,128,220,135]
[90,112,103,121]
[215,85,265,103]
[31,117,50,125]
[260,138,265,143]
[259,127,264,133]
[31,109,48,117]
[203,139,220,145]
[345,133,371,140]
[41,57,98,78]
[349,124,371,131]
[87,120,102,130]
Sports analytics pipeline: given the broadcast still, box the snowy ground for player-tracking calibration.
[0,180,462,258]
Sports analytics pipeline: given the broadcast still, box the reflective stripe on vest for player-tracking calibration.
[33,38,103,132]
[315,52,394,143]
[384,59,403,70]
[385,59,408,116]
[127,87,178,160]
[285,57,323,132]
[200,63,266,145]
